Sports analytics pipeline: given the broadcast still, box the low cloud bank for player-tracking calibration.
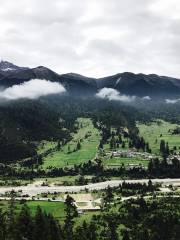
[0,79,66,100]
[96,88,135,102]
[142,96,151,100]
[165,98,180,104]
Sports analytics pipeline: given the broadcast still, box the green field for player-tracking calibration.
[0,200,98,225]
[42,118,100,169]
[37,141,57,154]
[26,201,65,220]
[0,200,66,221]
[104,157,149,167]
[137,120,180,154]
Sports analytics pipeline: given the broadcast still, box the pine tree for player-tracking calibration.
[15,205,33,240]
[46,214,63,240]
[87,221,97,240]
[106,215,119,240]
[122,141,125,148]
[118,134,122,144]
[148,179,153,192]
[99,140,104,149]
[0,209,6,240]
[110,138,114,149]
[160,140,166,154]
[64,195,77,239]
[68,144,71,153]
[122,230,130,240]
[148,160,154,174]
[77,141,81,150]
[57,140,61,151]
[33,206,47,240]
[104,186,114,206]
[6,191,16,240]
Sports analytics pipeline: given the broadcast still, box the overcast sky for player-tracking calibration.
[0,0,180,78]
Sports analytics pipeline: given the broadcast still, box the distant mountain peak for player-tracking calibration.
[0,60,29,72]
[0,60,180,98]
[36,66,48,69]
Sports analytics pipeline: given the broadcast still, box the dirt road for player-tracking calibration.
[0,178,179,197]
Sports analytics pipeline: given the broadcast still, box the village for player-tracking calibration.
[110,149,156,160]
[108,149,180,167]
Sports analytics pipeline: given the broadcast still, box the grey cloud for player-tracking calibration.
[0,0,180,78]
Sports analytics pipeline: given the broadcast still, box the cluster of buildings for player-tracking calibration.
[111,150,155,160]
[110,149,180,166]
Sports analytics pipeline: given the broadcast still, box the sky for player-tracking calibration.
[0,0,180,78]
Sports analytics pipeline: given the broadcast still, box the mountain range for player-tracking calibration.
[0,60,180,99]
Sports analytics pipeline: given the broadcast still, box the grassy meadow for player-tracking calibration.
[42,118,100,169]
[0,200,98,225]
[37,141,57,154]
[137,120,180,154]
[104,157,149,168]
[0,200,65,221]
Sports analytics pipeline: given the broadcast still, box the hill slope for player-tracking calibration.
[98,72,180,98]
